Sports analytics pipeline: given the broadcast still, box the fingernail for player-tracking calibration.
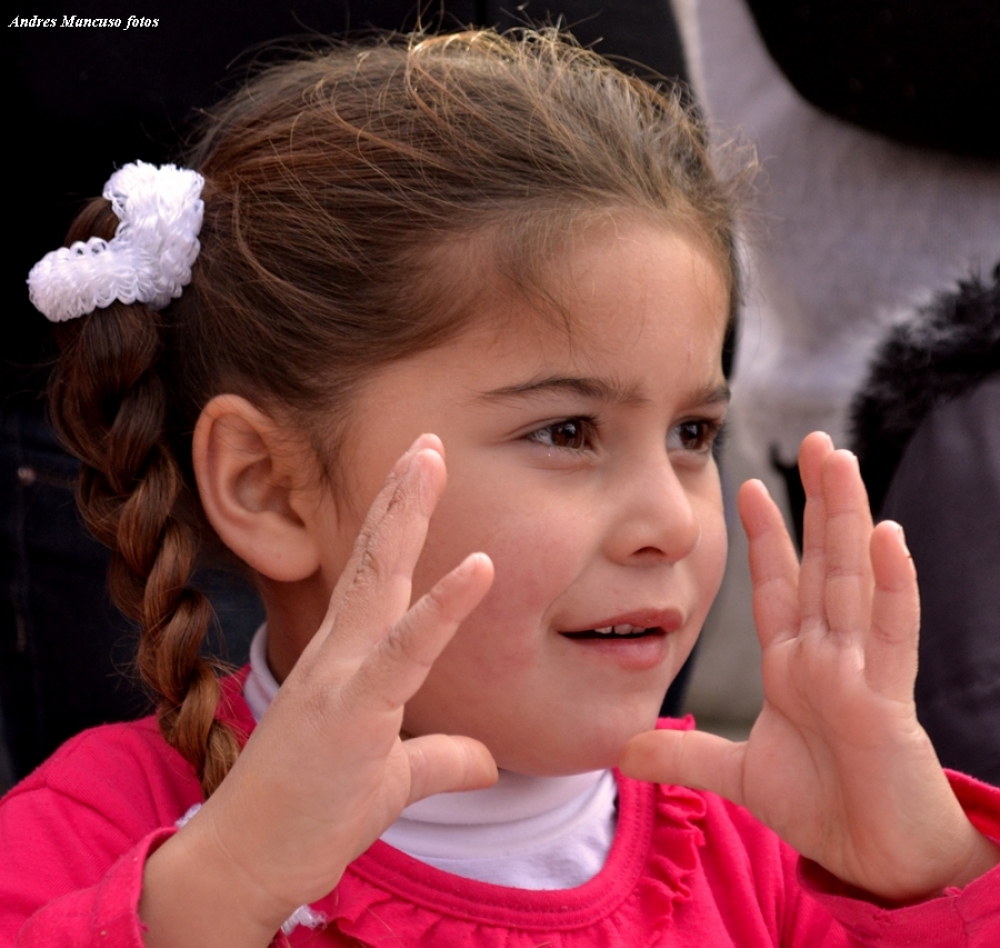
[408,433,432,453]
[885,520,911,557]
[894,522,911,556]
[451,551,485,575]
[413,433,444,456]
[400,434,439,472]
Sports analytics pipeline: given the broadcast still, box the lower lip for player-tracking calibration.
[559,630,671,670]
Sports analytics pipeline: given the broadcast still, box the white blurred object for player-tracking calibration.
[672,0,1000,464]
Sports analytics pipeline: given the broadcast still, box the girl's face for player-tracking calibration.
[302,220,730,775]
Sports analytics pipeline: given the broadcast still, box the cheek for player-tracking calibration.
[402,502,587,743]
[697,498,729,612]
[469,534,573,655]
[413,490,588,648]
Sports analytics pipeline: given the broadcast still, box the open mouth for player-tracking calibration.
[562,624,661,640]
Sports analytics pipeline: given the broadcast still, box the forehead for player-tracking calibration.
[471,219,730,378]
[351,219,730,424]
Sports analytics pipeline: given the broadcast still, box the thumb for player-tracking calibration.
[403,734,499,805]
[619,729,747,806]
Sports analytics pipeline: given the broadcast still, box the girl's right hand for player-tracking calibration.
[140,434,497,948]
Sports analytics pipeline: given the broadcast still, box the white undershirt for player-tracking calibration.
[244,626,617,889]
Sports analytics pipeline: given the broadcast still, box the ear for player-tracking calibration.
[192,394,325,582]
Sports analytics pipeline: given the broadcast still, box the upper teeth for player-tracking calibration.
[593,624,646,635]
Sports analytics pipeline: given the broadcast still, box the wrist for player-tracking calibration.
[935,830,1000,893]
[857,825,1000,905]
[139,824,294,948]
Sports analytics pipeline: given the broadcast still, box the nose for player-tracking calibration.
[603,454,703,565]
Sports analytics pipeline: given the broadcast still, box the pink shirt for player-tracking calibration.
[2,670,998,947]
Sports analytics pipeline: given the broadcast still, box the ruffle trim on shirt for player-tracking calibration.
[310,722,707,948]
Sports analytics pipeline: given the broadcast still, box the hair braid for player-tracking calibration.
[49,199,238,797]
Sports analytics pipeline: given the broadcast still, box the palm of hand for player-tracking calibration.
[741,635,934,896]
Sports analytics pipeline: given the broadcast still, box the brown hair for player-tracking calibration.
[48,29,745,797]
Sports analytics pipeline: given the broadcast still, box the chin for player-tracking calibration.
[492,709,663,777]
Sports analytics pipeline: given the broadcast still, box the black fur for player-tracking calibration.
[850,262,1000,516]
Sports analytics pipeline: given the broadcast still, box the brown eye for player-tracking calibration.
[529,418,592,450]
[671,420,720,453]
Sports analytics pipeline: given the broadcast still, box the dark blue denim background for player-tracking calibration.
[0,399,264,792]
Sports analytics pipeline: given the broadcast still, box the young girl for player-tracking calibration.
[3,29,998,947]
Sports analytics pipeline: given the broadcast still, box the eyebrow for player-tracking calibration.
[477,375,731,408]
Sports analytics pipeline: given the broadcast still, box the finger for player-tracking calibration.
[738,478,801,649]
[347,552,494,711]
[322,437,449,660]
[404,734,499,804]
[865,521,920,701]
[798,432,835,629]
[821,449,874,644]
[618,729,747,807]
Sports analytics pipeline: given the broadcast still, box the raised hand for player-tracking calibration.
[141,435,497,947]
[620,431,998,901]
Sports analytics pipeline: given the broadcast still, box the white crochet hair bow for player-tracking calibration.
[28,161,205,323]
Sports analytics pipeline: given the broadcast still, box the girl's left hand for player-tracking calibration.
[620,431,999,901]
